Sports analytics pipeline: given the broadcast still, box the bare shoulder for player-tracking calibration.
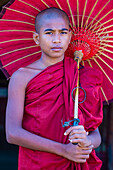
[9,63,42,92]
[9,68,30,92]
[8,59,43,93]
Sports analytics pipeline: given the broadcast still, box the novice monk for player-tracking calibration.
[6,8,103,170]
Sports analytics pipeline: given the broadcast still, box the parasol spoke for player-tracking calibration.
[93,18,113,31]
[99,46,113,54]
[3,7,35,18]
[100,87,109,104]
[99,30,113,35]
[100,43,113,48]
[87,0,111,29]
[84,0,99,28]
[90,9,113,29]
[93,57,113,86]
[95,54,113,70]
[77,0,79,28]
[54,0,62,9]
[66,0,75,27]
[18,0,40,11]
[0,45,39,57]
[40,0,50,8]
[94,26,106,37]
[81,0,87,28]
[0,19,34,26]
[1,51,41,69]
[106,36,113,39]
[101,40,113,43]
[87,59,92,67]
[0,38,33,44]
[98,51,113,61]
[0,30,34,33]
[97,25,113,32]
[99,35,109,41]
[95,26,106,35]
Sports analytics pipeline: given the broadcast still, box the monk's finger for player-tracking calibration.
[69,132,86,140]
[64,125,84,136]
[78,144,94,150]
[69,129,87,138]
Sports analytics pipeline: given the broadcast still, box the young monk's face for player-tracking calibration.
[34,16,71,60]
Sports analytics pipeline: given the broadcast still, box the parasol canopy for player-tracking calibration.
[0,0,113,104]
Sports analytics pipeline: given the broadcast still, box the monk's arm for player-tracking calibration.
[87,128,101,148]
[6,72,64,155]
[6,72,92,163]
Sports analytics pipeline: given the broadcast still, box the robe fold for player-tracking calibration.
[18,57,103,170]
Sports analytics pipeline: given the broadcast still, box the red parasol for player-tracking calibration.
[0,0,113,104]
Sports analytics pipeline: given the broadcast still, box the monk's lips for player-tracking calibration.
[51,47,62,51]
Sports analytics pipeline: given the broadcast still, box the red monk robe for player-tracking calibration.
[18,57,103,170]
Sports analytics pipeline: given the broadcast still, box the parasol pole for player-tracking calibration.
[61,51,84,128]
[73,51,83,126]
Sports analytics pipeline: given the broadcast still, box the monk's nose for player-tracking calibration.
[52,34,61,43]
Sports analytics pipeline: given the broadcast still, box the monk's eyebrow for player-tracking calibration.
[61,28,69,31]
[44,28,69,32]
[44,29,53,32]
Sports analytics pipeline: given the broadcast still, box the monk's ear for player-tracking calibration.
[33,32,39,45]
[69,30,72,43]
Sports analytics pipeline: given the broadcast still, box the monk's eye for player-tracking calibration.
[45,32,53,35]
[61,31,68,34]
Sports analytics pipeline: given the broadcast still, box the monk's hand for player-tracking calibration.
[64,125,93,148]
[62,142,92,163]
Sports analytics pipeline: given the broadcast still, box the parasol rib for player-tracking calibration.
[99,30,113,35]
[40,0,50,8]
[93,18,113,31]
[1,51,41,69]
[81,0,87,28]
[100,87,109,104]
[88,0,111,28]
[87,59,92,67]
[84,0,99,28]
[0,45,39,57]
[106,36,113,39]
[0,30,34,33]
[98,51,113,61]
[66,0,75,27]
[18,0,40,11]
[54,0,62,9]
[95,54,113,70]
[0,38,33,44]
[3,7,35,18]
[102,40,113,43]
[100,43,113,48]
[97,25,113,32]
[93,58,113,86]
[0,19,34,26]
[77,0,79,28]
[90,9,113,29]
[99,46,113,54]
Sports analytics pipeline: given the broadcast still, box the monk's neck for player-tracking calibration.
[40,55,64,67]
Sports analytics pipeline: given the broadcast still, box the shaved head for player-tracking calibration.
[35,7,70,33]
